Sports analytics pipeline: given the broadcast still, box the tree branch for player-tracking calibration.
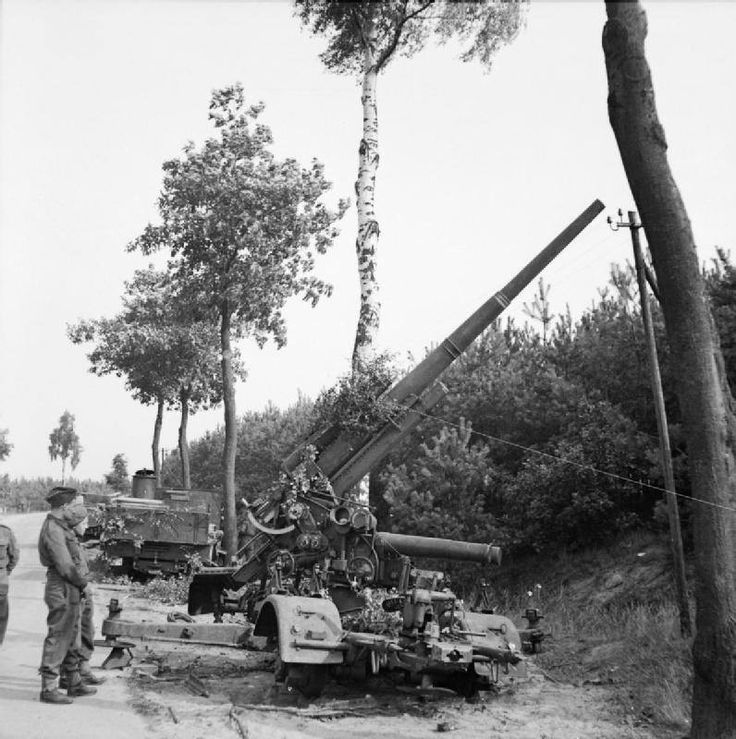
[375,0,435,71]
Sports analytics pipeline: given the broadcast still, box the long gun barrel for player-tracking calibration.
[289,199,604,492]
[374,532,502,565]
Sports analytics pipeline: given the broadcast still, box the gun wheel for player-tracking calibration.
[284,663,328,699]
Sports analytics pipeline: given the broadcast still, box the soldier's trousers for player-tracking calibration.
[62,593,95,675]
[39,571,81,684]
[0,583,8,645]
[79,595,95,665]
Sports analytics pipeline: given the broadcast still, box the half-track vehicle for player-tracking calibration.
[100,469,223,576]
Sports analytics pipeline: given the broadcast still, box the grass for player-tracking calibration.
[494,584,692,735]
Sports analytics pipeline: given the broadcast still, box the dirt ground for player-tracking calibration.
[116,595,660,739]
[1,511,662,739]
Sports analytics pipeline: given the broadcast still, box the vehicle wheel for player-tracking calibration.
[285,663,328,699]
[273,654,287,683]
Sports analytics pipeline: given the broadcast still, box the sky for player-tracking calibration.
[1,0,735,481]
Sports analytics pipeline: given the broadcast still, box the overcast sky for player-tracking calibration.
[1,0,734,481]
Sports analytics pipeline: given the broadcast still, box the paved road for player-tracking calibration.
[0,512,148,739]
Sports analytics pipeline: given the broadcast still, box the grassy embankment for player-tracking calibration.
[493,529,692,736]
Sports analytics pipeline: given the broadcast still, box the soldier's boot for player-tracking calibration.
[79,659,106,685]
[66,672,97,698]
[40,677,74,705]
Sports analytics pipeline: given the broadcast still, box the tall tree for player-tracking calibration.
[0,429,11,462]
[129,84,346,560]
[69,267,226,487]
[603,3,736,735]
[296,0,527,371]
[48,411,82,483]
[105,453,131,494]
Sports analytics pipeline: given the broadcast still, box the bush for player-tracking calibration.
[135,573,191,605]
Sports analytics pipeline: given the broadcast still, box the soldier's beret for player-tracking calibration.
[46,486,78,507]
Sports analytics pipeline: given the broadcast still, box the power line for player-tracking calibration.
[398,402,736,516]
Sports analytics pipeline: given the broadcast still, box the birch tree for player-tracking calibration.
[129,84,347,560]
[296,0,526,371]
[603,3,736,735]
[48,411,82,483]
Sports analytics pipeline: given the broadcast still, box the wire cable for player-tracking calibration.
[397,402,736,516]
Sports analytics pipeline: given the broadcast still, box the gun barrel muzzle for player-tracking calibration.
[374,532,501,565]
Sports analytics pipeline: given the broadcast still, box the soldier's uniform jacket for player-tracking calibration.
[38,510,87,594]
[0,523,19,588]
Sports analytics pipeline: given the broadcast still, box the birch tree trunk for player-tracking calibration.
[603,3,736,735]
[151,396,164,487]
[352,19,381,372]
[178,388,191,490]
[220,304,238,561]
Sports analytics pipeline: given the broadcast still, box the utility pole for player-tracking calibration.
[609,209,692,636]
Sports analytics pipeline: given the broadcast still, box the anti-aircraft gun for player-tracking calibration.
[181,200,604,698]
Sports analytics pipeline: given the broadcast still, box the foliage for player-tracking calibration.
[704,248,736,392]
[0,429,11,462]
[341,588,402,636]
[311,353,399,436]
[377,264,670,557]
[68,267,228,416]
[501,401,651,551]
[105,453,131,494]
[48,410,82,481]
[0,475,111,513]
[295,1,528,75]
[128,84,347,347]
[135,572,191,605]
[164,395,315,499]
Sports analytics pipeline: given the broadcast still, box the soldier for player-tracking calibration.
[0,518,19,646]
[38,487,96,704]
[59,500,105,689]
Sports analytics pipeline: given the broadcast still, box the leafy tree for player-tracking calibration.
[501,400,651,552]
[604,4,736,733]
[296,0,527,371]
[129,84,347,559]
[0,429,11,462]
[105,453,131,493]
[48,411,82,483]
[69,267,228,487]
